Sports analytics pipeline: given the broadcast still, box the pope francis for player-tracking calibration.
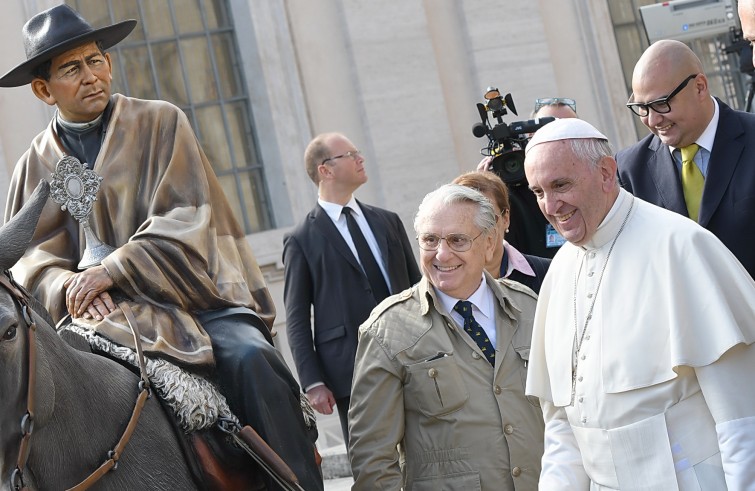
[523,118,755,490]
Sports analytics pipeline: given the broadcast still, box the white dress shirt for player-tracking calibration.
[434,274,497,348]
[318,196,392,291]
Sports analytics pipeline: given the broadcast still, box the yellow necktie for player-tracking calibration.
[680,143,703,222]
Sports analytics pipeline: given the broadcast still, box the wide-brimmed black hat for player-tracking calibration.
[0,4,136,87]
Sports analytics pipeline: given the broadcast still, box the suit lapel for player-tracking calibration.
[311,205,362,273]
[647,137,688,216]
[700,103,744,227]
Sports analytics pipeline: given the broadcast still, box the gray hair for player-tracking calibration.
[569,138,614,169]
[414,184,497,235]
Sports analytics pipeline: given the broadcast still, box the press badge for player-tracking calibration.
[545,224,566,248]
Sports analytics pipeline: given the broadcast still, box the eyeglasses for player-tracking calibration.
[321,150,362,165]
[417,231,484,252]
[534,97,576,113]
[626,74,698,117]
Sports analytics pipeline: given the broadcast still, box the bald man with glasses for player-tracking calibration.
[616,39,755,279]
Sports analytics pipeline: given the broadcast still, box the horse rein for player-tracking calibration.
[1,272,152,491]
[0,273,36,491]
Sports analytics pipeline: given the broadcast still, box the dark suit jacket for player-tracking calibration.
[617,99,755,279]
[502,252,552,294]
[283,201,421,399]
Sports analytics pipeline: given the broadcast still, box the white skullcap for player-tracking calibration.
[525,118,608,155]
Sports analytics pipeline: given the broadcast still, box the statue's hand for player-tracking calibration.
[63,266,115,318]
[80,292,117,321]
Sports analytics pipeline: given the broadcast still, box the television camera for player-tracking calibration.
[471,87,561,258]
[472,87,554,184]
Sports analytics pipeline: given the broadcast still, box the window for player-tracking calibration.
[68,0,273,233]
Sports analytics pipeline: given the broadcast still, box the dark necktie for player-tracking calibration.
[342,206,390,302]
[454,300,495,365]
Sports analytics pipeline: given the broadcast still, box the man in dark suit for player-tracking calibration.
[618,39,755,279]
[283,132,421,442]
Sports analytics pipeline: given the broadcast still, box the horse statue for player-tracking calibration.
[0,182,302,490]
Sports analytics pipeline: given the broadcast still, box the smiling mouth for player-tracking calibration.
[556,210,576,222]
[435,264,461,272]
[655,122,673,131]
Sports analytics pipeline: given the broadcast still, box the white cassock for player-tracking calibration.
[526,189,755,491]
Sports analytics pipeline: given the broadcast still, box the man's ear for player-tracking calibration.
[482,230,497,264]
[317,163,331,182]
[598,155,618,190]
[104,52,113,79]
[31,78,56,106]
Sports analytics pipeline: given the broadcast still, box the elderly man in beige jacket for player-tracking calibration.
[348,183,544,490]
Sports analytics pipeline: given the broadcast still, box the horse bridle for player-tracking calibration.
[1,272,152,491]
[0,273,37,491]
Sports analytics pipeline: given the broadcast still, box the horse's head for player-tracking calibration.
[0,180,50,488]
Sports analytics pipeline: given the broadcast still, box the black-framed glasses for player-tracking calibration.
[417,231,484,252]
[321,150,362,165]
[626,74,698,117]
[534,97,576,113]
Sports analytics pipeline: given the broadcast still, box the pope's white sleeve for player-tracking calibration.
[695,341,755,490]
[539,399,590,490]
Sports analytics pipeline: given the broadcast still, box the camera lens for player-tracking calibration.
[490,150,526,184]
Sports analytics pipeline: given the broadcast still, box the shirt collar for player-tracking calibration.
[668,96,718,156]
[433,273,495,322]
[502,241,535,278]
[318,196,360,221]
[582,188,633,250]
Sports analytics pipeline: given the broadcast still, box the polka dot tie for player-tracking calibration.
[454,300,495,365]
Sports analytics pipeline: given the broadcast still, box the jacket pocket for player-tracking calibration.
[405,354,469,417]
[315,324,346,344]
[514,345,540,408]
[411,471,481,491]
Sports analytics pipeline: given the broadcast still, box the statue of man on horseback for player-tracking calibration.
[1,5,322,490]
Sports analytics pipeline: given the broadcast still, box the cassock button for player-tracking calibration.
[494,385,502,395]
[589,252,596,258]
[588,271,594,277]
[581,355,586,360]
[511,467,522,477]
[581,417,587,423]
[587,293,593,298]
[428,368,438,378]
[472,351,481,360]
[578,397,584,403]
[577,376,583,382]
[504,424,514,435]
